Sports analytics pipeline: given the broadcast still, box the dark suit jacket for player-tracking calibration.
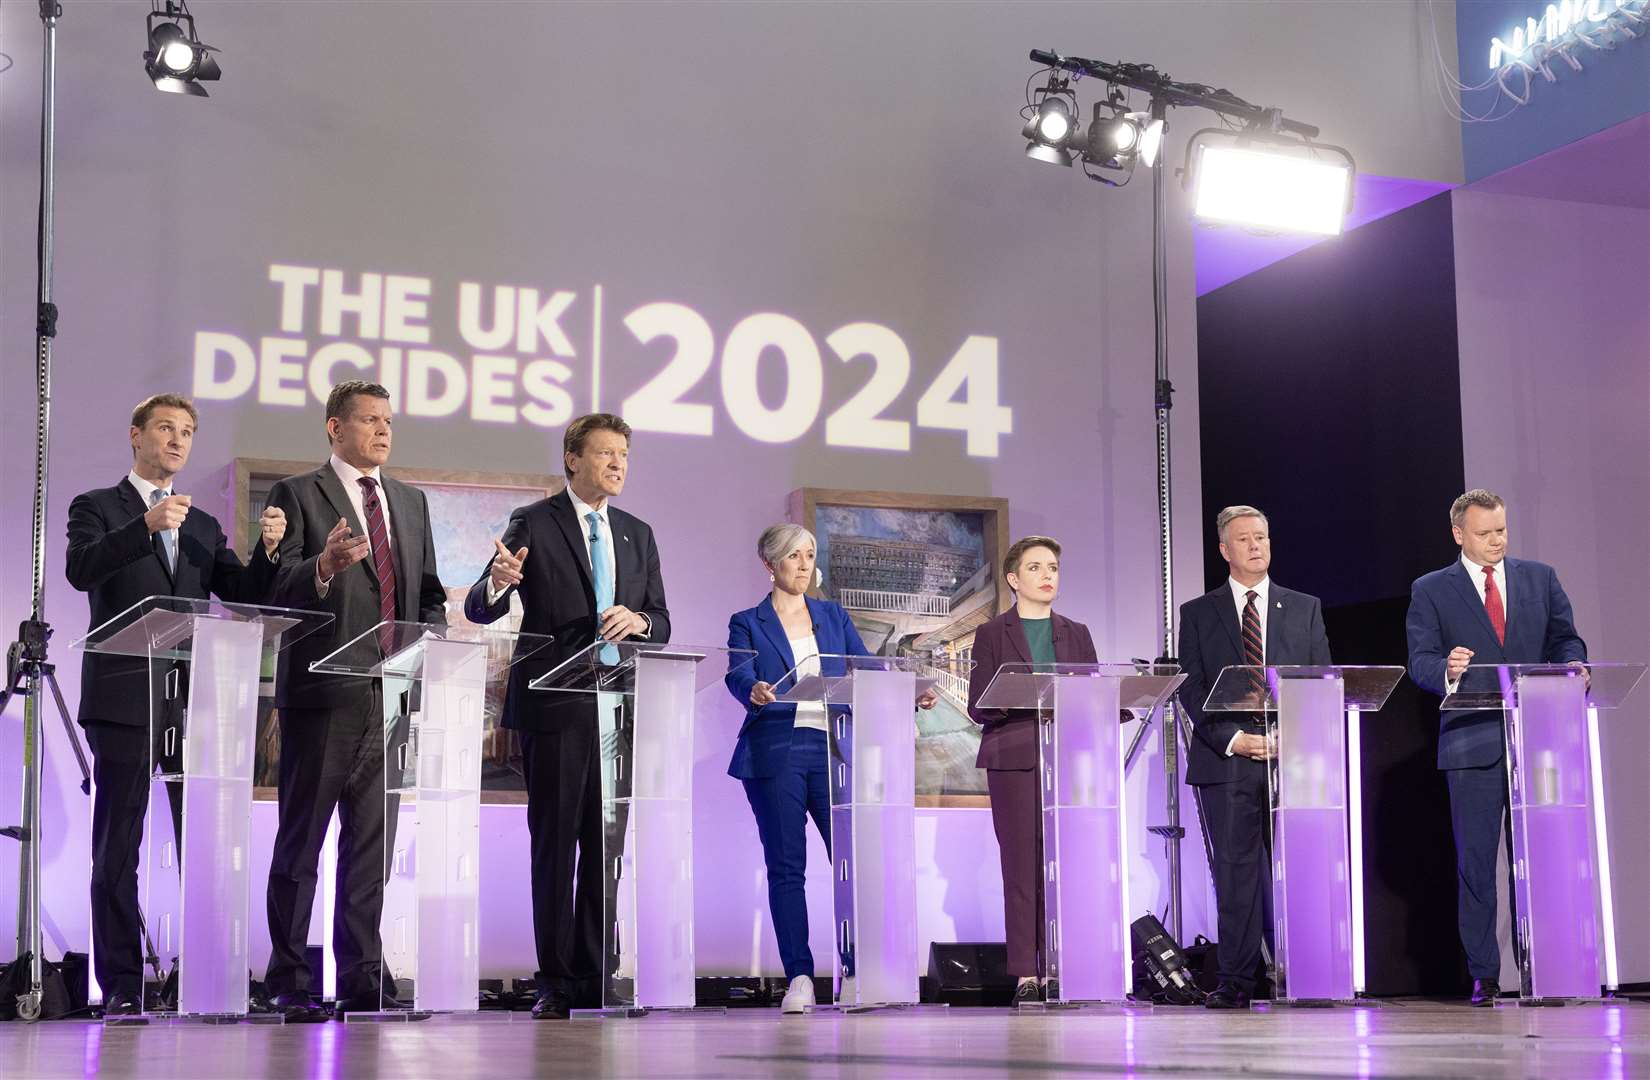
[266,462,447,711]
[65,476,277,726]
[724,595,869,780]
[965,607,1099,771]
[464,489,670,733]
[1405,557,1586,770]
[1178,580,1331,786]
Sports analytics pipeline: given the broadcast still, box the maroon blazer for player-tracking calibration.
[967,607,1099,770]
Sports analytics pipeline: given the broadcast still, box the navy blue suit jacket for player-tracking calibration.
[724,595,868,780]
[1405,557,1586,770]
[1177,581,1331,787]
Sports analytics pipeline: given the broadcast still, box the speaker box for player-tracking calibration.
[924,943,1015,1006]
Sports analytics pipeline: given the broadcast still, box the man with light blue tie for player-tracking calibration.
[465,413,670,1019]
[1406,488,1587,1007]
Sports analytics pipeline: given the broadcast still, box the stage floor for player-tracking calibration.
[4,999,1645,1078]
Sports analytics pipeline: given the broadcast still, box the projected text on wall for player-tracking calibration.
[192,264,1015,457]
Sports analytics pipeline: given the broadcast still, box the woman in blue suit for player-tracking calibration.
[725,523,933,1014]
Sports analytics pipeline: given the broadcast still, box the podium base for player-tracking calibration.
[1021,998,1152,1012]
[1255,998,1345,1010]
[341,1009,434,1023]
[804,1001,947,1016]
[573,1005,727,1020]
[1517,995,1611,1008]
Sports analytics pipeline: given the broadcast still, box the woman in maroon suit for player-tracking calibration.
[965,535,1098,1005]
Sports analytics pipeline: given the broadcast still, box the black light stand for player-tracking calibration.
[1025,48,1334,945]
[1,0,94,1024]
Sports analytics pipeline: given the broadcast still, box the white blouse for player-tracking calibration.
[787,631,829,733]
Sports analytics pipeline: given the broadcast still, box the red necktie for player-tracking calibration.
[1242,590,1265,695]
[1482,564,1505,646]
[358,477,399,651]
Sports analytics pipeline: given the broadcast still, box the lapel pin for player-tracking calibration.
[1276,601,1283,609]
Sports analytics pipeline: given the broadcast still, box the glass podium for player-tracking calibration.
[530,641,757,1016]
[975,662,1186,1005]
[1203,664,1404,1004]
[1441,662,1646,1004]
[71,596,334,1022]
[309,619,554,1018]
[775,654,965,1012]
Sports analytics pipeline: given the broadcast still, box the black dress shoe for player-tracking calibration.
[531,991,571,1020]
[1470,979,1501,1007]
[270,991,328,1023]
[1204,984,1252,1009]
[103,993,142,1017]
[1011,980,1043,1007]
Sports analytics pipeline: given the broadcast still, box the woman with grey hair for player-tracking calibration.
[724,523,934,1013]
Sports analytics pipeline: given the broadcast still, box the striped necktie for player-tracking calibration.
[1242,590,1265,696]
[358,477,399,651]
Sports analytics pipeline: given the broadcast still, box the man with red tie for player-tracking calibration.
[1405,489,1586,1006]
[262,381,448,1019]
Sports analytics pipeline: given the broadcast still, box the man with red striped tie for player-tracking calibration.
[262,380,448,1020]
[1406,489,1586,1007]
[1177,505,1331,1009]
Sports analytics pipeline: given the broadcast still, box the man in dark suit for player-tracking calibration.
[1178,505,1331,1009]
[1405,488,1585,1006]
[465,413,669,1019]
[66,393,286,1015]
[262,380,447,1019]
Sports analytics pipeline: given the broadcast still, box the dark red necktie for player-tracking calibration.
[358,477,399,651]
[1482,564,1505,646]
[1242,590,1265,695]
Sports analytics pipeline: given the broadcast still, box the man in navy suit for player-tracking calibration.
[466,413,669,1019]
[66,393,285,1015]
[1178,506,1331,1009]
[1405,488,1586,1006]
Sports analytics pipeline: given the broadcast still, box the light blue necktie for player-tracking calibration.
[150,488,177,572]
[587,511,618,663]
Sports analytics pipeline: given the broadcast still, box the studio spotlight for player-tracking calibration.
[144,1,221,97]
[1022,75,1079,166]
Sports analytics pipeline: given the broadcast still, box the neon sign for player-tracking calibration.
[1489,0,1649,70]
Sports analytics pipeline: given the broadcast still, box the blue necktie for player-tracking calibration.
[587,511,618,663]
[150,488,177,572]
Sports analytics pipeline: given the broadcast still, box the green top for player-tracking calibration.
[1021,616,1056,670]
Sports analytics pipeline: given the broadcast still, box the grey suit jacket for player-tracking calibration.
[266,462,448,711]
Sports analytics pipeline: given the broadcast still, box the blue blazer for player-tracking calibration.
[725,595,869,780]
[1405,557,1586,770]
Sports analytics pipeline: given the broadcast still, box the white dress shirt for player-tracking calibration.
[1224,575,1271,757]
[787,630,829,732]
[127,470,179,567]
[1445,554,1509,694]
[317,454,391,594]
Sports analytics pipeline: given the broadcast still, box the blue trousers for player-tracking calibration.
[1445,760,1513,980]
[742,729,831,980]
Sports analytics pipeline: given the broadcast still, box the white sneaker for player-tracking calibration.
[780,975,815,1014]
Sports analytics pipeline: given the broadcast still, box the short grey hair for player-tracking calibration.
[1216,505,1269,544]
[757,523,816,568]
[1450,489,1505,528]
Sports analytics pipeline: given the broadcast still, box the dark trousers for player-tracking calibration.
[1445,760,1513,980]
[1197,760,1272,993]
[986,766,1044,978]
[520,717,615,998]
[264,686,389,1000]
[741,729,831,980]
[85,718,183,1000]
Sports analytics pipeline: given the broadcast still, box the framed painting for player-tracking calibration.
[787,488,1011,808]
[233,458,563,805]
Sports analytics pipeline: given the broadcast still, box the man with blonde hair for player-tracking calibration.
[1405,489,1586,1006]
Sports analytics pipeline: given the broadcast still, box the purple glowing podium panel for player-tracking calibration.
[976,663,1185,1004]
[532,642,756,1014]
[1205,665,1403,1004]
[312,620,553,1015]
[776,655,958,1009]
[72,596,333,1019]
[1441,662,1646,1003]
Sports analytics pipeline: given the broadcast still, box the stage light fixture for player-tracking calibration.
[144,1,221,97]
[1022,74,1080,166]
[1188,139,1352,236]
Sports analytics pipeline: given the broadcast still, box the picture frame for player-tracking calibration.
[788,488,1011,808]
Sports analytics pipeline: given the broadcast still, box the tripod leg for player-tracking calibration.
[44,669,91,794]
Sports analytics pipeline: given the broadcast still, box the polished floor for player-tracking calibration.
[3,1000,1646,1078]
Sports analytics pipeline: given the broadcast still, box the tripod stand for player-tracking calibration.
[0,0,94,1024]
